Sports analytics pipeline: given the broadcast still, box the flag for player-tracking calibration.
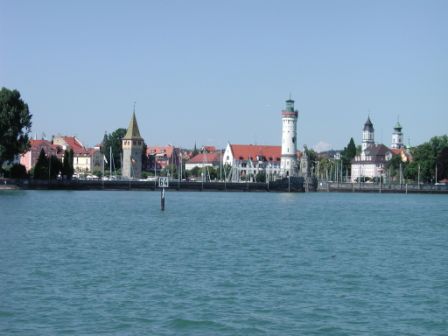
[103,155,108,164]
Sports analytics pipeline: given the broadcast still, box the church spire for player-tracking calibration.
[124,107,142,139]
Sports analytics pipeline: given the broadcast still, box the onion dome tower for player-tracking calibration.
[362,116,375,153]
[391,121,403,149]
[122,109,144,179]
[280,97,299,177]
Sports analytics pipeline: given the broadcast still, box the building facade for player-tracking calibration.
[185,151,221,171]
[280,98,299,177]
[145,145,181,173]
[223,143,284,182]
[122,112,144,179]
[351,117,393,182]
[20,139,64,172]
[53,136,102,173]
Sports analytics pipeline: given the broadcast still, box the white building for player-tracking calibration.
[223,144,284,182]
[53,136,102,173]
[351,117,393,182]
[280,98,299,177]
[185,152,221,171]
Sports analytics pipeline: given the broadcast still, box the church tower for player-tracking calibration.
[362,116,375,153]
[391,121,403,149]
[122,110,144,179]
[280,97,298,177]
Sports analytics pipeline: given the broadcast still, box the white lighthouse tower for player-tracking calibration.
[391,121,403,149]
[280,97,298,177]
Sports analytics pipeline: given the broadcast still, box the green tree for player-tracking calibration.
[223,164,232,180]
[62,149,74,180]
[189,166,201,178]
[255,171,266,182]
[386,154,404,182]
[101,128,127,171]
[317,157,332,180]
[0,88,32,168]
[303,146,317,173]
[436,146,448,181]
[207,166,218,180]
[162,164,178,177]
[7,163,28,179]
[409,136,448,183]
[341,137,357,175]
[33,148,49,179]
[49,155,62,179]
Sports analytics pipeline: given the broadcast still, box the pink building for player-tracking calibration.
[20,140,63,172]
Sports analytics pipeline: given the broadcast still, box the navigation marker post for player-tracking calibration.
[158,177,169,211]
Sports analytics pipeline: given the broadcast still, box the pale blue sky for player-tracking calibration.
[1,0,447,151]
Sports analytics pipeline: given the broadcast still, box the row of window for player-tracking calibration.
[123,140,143,146]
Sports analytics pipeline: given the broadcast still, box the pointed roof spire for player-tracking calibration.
[394,116,402,131]
[124,104,142,139]
[363,116,374,132]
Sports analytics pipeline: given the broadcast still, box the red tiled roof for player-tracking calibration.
[187,152,221,164]
[29,139,61,152]
[202,146,216,152]
[146,146,175,157]
[230,144,282,161]
[229,144,301,162]
[61,136,85,154]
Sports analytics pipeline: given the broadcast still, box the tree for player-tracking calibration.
[189,166,201,178]
[101,128,127,171]
[62,149,74,180]
[0,88,32,168]
[436,146,448,181]
[7,163,28,179]
[409,136,448,183]
[341,137,357,176]
[223,164,232,180]
[386,153,404,182]
[303,146,317,174]
[49,155,62,179]
[33,148,49,179]
[255,171,266,182]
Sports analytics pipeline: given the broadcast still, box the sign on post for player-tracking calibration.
[158,177,169,188]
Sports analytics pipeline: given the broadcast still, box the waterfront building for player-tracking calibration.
[223,144,283,181]
[53,136,102,173]
[19,139,64,172]
[280,98,299,177]
[391,121,404,149]
[122,112,144,179]
[351,117,393,182]
[185,151,221,171]
[145,145,182,173]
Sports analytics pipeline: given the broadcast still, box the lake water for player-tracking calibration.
[1,191,447,335]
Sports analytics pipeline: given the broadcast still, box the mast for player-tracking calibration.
[109,146,112,177]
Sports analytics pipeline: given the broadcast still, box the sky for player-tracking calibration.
[1,0,447,151]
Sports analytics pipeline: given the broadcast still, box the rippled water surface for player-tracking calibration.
[1,191,447,335]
